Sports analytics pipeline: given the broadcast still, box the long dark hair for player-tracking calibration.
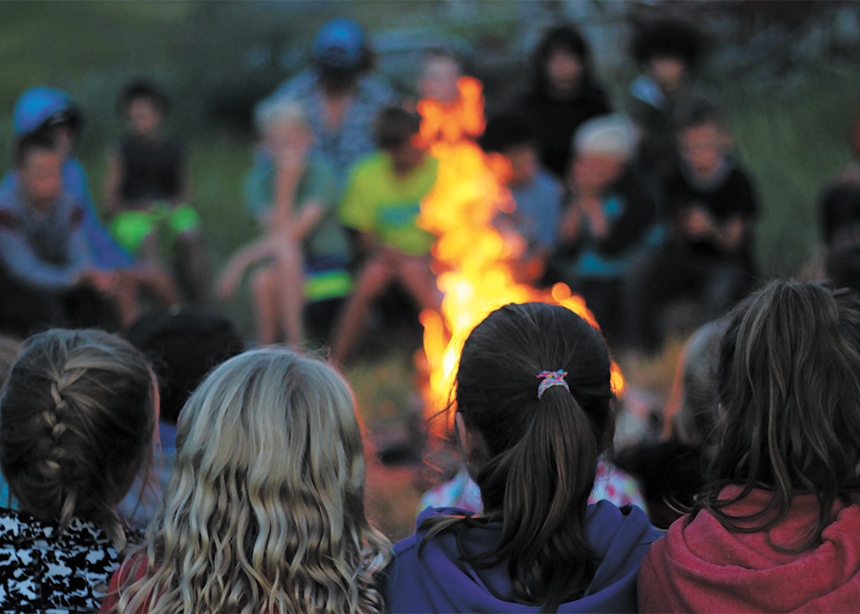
[421,302,614,613]
[690,281,860,551]
[532,24,598,97]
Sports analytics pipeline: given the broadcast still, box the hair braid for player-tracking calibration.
[0,329,157,552]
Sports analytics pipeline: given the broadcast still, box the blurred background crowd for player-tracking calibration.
[4,0,860,540]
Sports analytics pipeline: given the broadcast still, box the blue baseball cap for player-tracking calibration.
[312,18,365,70]
[13,87,82,136]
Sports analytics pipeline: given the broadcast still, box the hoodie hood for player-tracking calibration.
[639,486,860,613]
[383,501,660,613]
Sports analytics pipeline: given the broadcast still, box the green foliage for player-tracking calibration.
[716,68,860,278]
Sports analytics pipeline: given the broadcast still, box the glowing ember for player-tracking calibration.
[416,77,625,426]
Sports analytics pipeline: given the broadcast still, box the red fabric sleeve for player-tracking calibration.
[99,553,149,613]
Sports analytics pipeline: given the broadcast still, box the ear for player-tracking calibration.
[456,412,489,480]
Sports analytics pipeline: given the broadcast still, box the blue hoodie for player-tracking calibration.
[383,502,661,613]
[2,87,134,270]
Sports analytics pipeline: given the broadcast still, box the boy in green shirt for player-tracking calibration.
[331,107,441,363]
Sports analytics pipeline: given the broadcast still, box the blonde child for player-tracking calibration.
[0,329,157,612]
[218,100,350,345]
[103,348,391,613]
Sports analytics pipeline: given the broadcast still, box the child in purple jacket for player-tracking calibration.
[383,302,660,613]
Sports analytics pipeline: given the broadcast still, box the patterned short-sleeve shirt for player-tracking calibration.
[0,508,139,613]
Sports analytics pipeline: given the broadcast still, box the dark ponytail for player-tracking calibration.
[421,303,614,613]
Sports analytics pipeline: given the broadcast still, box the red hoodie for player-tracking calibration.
[638,486,860,613]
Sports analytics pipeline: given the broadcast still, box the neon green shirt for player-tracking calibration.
[339,152,438,256]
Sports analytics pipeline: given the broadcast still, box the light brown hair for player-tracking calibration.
[0,329,157,550]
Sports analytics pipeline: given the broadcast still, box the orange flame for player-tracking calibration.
[417,77,625,427]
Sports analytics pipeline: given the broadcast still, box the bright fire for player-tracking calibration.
[416,77,625,426]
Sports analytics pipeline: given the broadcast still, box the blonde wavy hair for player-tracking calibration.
[0,329,157,551]
[117,348,392,613]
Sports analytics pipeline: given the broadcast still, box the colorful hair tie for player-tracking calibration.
[537,370,569,399]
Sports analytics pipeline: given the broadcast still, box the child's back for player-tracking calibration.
[0,329,156,613]
[384,303,661,613]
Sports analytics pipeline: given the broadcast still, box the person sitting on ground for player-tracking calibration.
[331,107,442,364]
[517,24,612,181]
[626,95,759,354]
[1,86,177,328]
[102,348,392,613]
[0,329,156,613]
[217,100,352,345]
[551,115,663,346]
[0,133,123,337]
[2,87,134,272]
[117,308,244,531]
[418,48,464,107]
[639,280,860,612]
[616,319,725,529]
[479,113,563,285]
[414,48,484,144]
[267,18,394,192]
[383,302,661,613]
[628,17,708,186]
[104,80,208,304]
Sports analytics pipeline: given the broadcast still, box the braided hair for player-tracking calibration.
[0,329,157,550]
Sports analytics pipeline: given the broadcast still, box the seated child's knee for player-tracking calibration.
[251,266,276,297]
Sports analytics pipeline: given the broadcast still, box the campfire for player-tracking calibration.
[415,76,625,430]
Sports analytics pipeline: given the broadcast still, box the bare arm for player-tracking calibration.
[216,235,281,299]
[713,215,747,255]
[290,199,325,241]
[270,154,305,232]
[103,149,124,216]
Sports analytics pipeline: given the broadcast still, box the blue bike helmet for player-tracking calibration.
[311,18,366,71]
[13,87,83,137]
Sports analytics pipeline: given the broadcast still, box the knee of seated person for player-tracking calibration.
[251,266,276,295]
[271,241,302,266]
[353,260,394,295]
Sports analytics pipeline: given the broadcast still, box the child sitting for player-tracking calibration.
[627,95,759,354]
[479,113,562,284]
[639,281,860,612]
[102,348,391,612]
[552,115,662,345]
[331,106,442,364]
[414,48,484,144]
[1,87,177,329]
[518,24,612,181]
[628,18,707,185]
[105,80,208,303]
[0,329,156,612]
[2,87,134,272]
[0,133,122,336]
[117,308,244,530]
[217,100,351,345]
[383,303,661,613]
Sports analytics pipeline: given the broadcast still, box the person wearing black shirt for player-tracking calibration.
[517,24,611,181]
[627,96,759,354]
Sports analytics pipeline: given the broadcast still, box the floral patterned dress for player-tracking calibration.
[419,457,647,515]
